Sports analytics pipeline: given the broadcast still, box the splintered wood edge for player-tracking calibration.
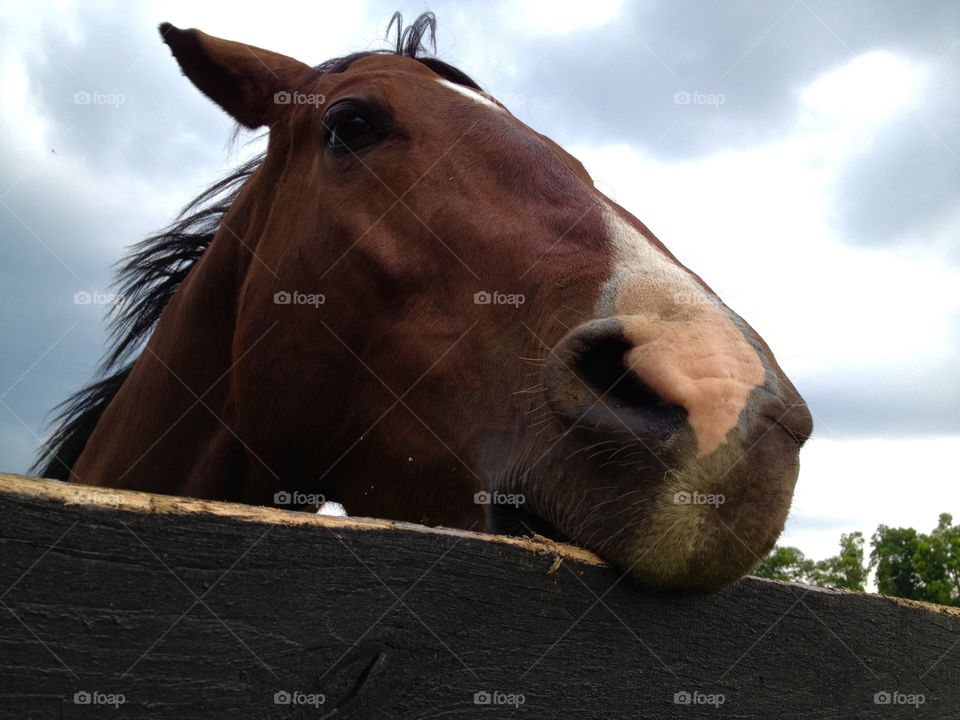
[4,472,959,618]
[879,592,960,618]
[751,575,960,618]
[0,473,605,568]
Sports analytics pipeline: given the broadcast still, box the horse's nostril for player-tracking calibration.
[544,318,687,441]
[573,335,661,410]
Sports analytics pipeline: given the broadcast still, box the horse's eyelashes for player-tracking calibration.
[323,101,392,157]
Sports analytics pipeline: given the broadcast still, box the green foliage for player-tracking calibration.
[811,532,867,591]
[753,533,866,591]
[870,525,920,598]
[753,545,814,583]
[753,515,959,606]
[872,513,959,606]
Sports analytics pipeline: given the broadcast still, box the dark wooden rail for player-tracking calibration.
[1,473,957,718]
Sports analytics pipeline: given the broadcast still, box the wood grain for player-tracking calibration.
[0,473,956,719]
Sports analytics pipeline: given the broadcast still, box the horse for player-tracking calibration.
[36,13,812,591]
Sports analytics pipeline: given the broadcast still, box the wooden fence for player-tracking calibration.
[1,473,957,718]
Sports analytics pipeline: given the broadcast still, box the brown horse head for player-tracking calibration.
[39,14,811,591]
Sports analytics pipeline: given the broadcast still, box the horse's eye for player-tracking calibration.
[323,102,390,157]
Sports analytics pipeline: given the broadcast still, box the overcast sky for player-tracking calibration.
[1,0,957,563]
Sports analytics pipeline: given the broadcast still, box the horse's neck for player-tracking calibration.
[71,233,254,500]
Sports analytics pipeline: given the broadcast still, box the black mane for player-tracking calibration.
[318,12,482,91]
[34,12,482,479]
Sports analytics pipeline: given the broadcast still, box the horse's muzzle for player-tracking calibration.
[543,317,812,457]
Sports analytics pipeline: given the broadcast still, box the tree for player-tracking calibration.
[753,546,814,583]
[884,513,960,606]
[810,532,867,591]
[756,517,960,606]
[753,534,866,590]
[924,513,960,605]
[870,525,921,599]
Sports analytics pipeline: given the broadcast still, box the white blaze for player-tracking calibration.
[598,203,766,457]
[436,79,505,112]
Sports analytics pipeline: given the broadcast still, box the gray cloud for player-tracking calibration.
[798,359,960,438]
[487,1,960,255]
[830,92,960,249]
[0,0,958,474]
[0,152,139,473]
[21,6,237,179]
[502,1,959,157]
[0,3,248,473]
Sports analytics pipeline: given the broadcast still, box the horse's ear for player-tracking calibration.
[159,23,313,129]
